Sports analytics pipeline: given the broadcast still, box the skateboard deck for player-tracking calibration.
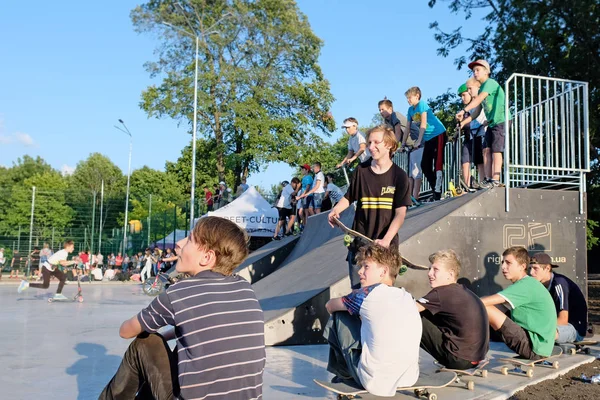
[434,360,489,391]
[331,216,428,270]
[315,370,457,399]
[48,294,84,303]
[499,346,562,377]
[560,340,598,355]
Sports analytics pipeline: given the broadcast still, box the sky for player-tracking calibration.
[0,0,488,190]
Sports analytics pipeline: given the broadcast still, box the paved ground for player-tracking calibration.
[1,283,597,399]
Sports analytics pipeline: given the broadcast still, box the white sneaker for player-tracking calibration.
[52,293,68,300]
[17,280,29,293]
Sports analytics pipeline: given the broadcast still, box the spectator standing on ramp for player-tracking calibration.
[273,178,300,240]
[297,162,326,215]
[456,59,507,187]
[416,250,489,369]
[328,125,412,289]
[324,173,344,207]
[378,99,410,146]
[297,164,314,231]
[405,86,447,201]
[336,117,370,168]
[481,246,556,359]
[99,216,265,400]
[529,253,588,343]
[18,240,78,300]
[324,244,421,396]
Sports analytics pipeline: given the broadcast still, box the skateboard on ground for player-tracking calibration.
[48,271,84,303]
[498,346,562,377]
[314,370,457,400]
[559,340,598,355]
[331,216,428,270]
[434,359,489,390]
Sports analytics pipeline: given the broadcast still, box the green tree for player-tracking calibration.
[132,0,336,187]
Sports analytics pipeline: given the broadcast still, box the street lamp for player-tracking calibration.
[114,119,132,254]
[161,4,232,230]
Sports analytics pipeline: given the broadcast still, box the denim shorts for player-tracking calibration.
[313,193,324,209]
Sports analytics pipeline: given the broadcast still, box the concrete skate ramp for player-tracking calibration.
[235,235,300,284]
[257,188,587,345]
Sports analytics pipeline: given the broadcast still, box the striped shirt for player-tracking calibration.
[138,270,265,400]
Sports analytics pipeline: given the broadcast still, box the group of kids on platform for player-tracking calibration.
[14,59,588,400]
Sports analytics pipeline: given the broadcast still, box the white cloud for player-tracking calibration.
[0,134,12,144]
[61,164,76,176]
[14,132,35,147]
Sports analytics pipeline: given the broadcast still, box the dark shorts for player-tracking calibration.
[277,207,292,221]
[301,195,314,209]
[462,136,484,165]
[484,122,505,153]
[498,317,542,360]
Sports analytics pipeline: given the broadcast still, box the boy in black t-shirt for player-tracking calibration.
[416,250,489,369]
[328,125,412,289]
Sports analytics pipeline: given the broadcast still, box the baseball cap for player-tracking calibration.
[281,180,289,186]
[530,253,559,268]
[468,59,491,73]
[219,181,226,185]
[301,163,311,170]
[341,121,357,128]
[457,83,468,95]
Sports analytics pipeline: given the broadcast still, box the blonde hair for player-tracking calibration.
[356,244,402,280]
[429,249,461,278]
[366,124,398,157]
[404,86,422,99]
[466,77,481,87]
[192,216,249,275]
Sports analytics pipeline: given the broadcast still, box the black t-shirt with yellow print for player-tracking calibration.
[344,159,411,247]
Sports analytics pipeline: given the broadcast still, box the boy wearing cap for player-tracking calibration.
[336,117,370,168]
[296,164,314,230]
[457,80,487,190]
[328,125,412,288]
[297,162,325,214]
[481,246,556,359]
[405,87,447,201]
[273,178,300,239]
[529,253,588,343]
[324,244,421,397]
[457,59,507,187]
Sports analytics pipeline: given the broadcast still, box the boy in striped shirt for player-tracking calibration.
[100,217,265,400]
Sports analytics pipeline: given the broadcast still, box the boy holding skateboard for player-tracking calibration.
[481,246,556,359]
[417,250,489,369]
[328,125,412,289]
[529,253,588,343]
[18,240,78,300]
[99,217,265,400]
[324,244,421,397]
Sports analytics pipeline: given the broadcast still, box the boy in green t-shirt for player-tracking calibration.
[481,246,556,359]
[456,59,506,187]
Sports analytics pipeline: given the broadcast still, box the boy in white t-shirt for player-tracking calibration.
[273,178,300,239]
[324,244,421,397]
[18,240,78,300]
[297,162,326,214]
[336,117,370,167]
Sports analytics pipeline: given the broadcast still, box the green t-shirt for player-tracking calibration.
[498,275,557,357]
[479,78,507,127]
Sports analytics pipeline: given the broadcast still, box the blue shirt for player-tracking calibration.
[301,175,313,193]
[407,100,446,142]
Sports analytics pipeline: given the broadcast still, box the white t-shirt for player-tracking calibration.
[45,249,69,271]
[92,268,103,281]
[0,251,4,264]
[276,184,294,209]
[313,171,325,194]
[342,284,421,397]
[348,131,370,162]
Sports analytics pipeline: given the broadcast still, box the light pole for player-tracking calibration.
[162,5,232,230]
[114,119,132,254]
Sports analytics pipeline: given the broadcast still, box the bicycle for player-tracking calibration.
[142,267,182,296]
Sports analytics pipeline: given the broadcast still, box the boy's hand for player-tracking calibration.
[413,140,421,149]
[328,208,340,228]
[456,110,465,121]
[374,238,391,248]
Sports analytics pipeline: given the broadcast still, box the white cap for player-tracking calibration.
[341,121,357,128]
[219,181,226,185]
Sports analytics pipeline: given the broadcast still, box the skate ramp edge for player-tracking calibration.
[235,235,300,284]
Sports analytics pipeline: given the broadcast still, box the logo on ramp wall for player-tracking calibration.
[503,223,551,252]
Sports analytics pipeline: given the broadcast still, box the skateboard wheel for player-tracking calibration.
[552,361,559,369]
[77,296,84,303]
[428,393,437,400]
[584,348,590,354]
[501,367,508,375]
[467,380,475,391]
[526,369,534,378]
[481,369,488,378]
[570,348,576,355]
[47,298,53,303]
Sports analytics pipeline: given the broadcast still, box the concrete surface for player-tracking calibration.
[1,284,597,399]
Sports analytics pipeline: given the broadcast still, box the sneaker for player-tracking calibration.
[52,293,68,300]
[479,179,493,189]
[17,280,29,293]
[433,191,442,201]
[272,236,281,241]
[491,180,503,187]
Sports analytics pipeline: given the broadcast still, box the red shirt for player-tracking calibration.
[80,253,89,263]
[115,256,123,266]
[205,191,213,206]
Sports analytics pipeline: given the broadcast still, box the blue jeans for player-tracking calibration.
[556,323,584,344]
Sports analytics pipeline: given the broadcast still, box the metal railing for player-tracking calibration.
[504,74,590,213]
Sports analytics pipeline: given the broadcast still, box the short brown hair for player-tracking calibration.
[356,244,402,280]
[343,117,358,125]
[404,86,422,100]
[378,99,393,109]
[502,246,530,270]
[429,249,461,278]
[192,216,249,275]
[366,124,398,157]
[64,240,74,248]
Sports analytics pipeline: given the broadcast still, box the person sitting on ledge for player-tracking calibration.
[323,244,421,397]
[416,249,489,369]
